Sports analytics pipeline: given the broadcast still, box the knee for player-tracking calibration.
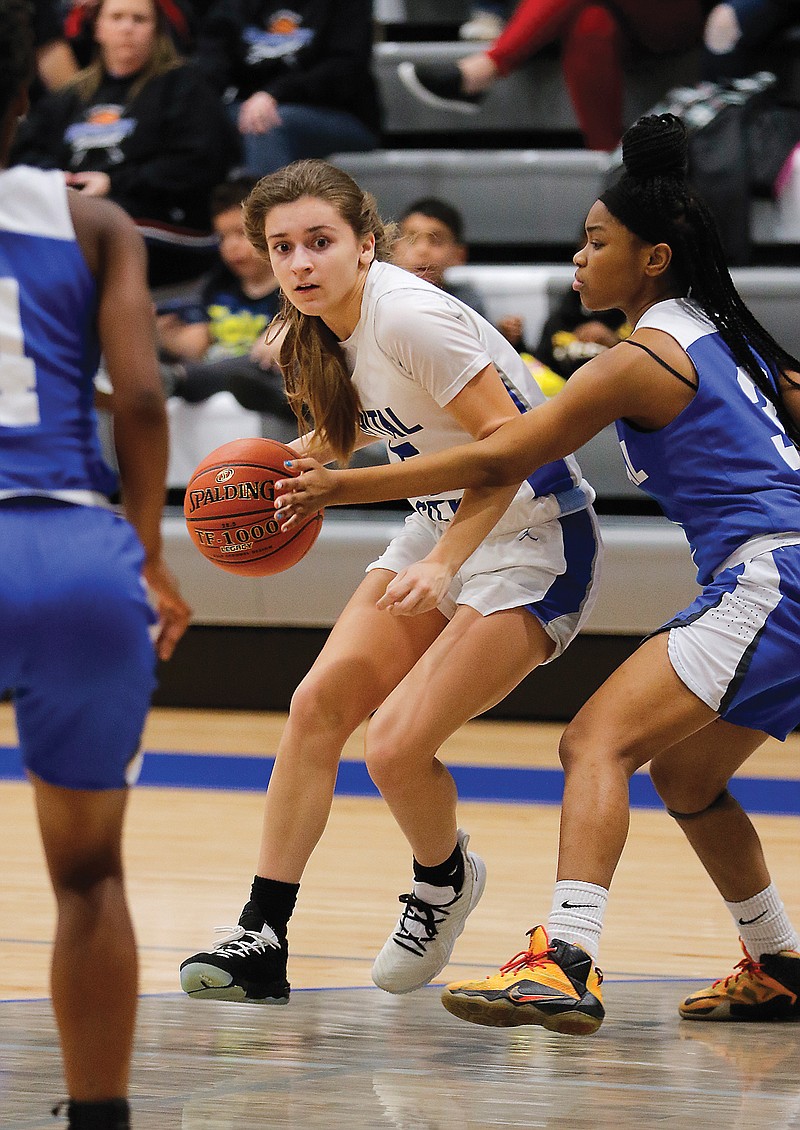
[288,672,366,744]
[53,854,123,901]
[568,5,619,44]
[363,708,412,793]
[650,756,730,815]
[558,719,638,779]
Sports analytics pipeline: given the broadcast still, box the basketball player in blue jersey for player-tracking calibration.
[276,114,800,1032]
[0,2,190,1126]
[179,160,602,1009]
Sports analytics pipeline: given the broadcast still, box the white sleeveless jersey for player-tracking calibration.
[341,261,592,530]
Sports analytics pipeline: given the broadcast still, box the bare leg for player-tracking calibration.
[32,775,134,1102]
[650,720,771,901]
[256,570,447,881]
[555,633,718,887]
[366,604,554,866]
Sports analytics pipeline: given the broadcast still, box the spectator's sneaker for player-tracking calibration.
[397,62,484,114]
[180,923,290,1003]
[441,924,605,1034]
[679,941,800,1021]
[372,829,486,994]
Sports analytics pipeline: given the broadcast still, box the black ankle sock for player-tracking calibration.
[413,842,464,891]
[239,876,299,940]
[54,1098,130,1129]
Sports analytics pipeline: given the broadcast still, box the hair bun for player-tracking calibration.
[622,113,688,180]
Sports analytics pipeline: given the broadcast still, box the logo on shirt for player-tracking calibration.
[243,11,313,65]
[65,105,135,162]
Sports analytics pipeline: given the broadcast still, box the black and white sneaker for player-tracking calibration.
[180,923,290,1003]
[372,829,486,994]
[397,62,484,114]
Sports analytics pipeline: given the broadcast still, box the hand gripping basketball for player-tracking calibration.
[183,437,323,576]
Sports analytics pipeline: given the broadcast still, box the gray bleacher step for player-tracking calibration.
[331,147,614,245]
[374,0,470,27]
[374,40,702,136]
[375,41,579,135]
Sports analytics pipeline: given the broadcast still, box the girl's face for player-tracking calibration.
[263,196,375,339]
[572,201,657,317]
[94,0,158,77]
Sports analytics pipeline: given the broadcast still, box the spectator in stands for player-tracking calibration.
[535,282,629,379]
[459,2,512,41]
[157,174,294,428]
[392,196,487,317]
[702,1,800,80]
[194,0,380,177]
[10,0,241,286]
[393,196,564,395]
[64,0,195,65]
[398,0,706,151]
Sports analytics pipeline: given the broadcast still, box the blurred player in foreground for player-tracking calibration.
[0,1,190,1123]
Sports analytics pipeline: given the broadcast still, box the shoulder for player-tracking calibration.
[67,190,145,277]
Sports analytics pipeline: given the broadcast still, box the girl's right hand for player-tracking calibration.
[274,458,339,527]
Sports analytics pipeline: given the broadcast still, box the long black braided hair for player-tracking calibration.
[601,112,800,447]
[0,0,34,121]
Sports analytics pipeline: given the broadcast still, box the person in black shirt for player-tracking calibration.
[11,0,240,285]
[195,0,380,176]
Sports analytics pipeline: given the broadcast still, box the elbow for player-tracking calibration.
[472,451,517,489]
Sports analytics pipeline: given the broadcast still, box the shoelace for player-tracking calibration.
[498,934,556,978]
[211,924,280,956]
[714,953,763,989]
[394,892,456,952]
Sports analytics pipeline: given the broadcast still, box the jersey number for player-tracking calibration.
[0,277,39,427]
[737,370,800,471]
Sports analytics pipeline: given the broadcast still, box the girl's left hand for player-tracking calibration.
[275,458,339,528]
[376,559,455,616]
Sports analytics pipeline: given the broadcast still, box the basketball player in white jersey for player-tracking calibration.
[277,114,800,1034]
[179,160,602,1009]
[0,2,189,1124]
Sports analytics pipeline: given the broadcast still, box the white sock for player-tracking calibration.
[725,883,800,956]
[547,881,608,962]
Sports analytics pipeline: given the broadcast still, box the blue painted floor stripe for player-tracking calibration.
[1,745,798,815]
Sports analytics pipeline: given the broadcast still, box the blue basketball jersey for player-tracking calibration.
[616,298,800,584]
[0,165,117,503]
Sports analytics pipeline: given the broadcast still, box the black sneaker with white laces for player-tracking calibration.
[179,920,290,1003]
[397,61,485,114]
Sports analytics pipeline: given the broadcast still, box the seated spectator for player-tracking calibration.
[11,0,241,286]
[194,0,380,177]
[702,1,800,81]
[398,0,705,151]
[64,0,195,65]
[392,196,488,317]
[392,196,563,396]
[157,173,294,429]
[535,281,630,379]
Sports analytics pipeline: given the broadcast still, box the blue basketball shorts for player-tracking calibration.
[0,500,157,788]
[660,536,800,740]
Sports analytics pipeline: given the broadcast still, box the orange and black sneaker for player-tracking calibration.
[679,941,800,1021]
[440,924,604,1034]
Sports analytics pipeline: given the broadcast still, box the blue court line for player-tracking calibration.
[1,745,798,815]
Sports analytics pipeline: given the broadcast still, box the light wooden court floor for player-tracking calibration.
[1,705,799,1128]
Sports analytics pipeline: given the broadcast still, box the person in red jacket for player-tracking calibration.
[398,0,705,151]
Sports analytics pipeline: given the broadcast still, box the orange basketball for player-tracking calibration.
[183,437,323,576]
